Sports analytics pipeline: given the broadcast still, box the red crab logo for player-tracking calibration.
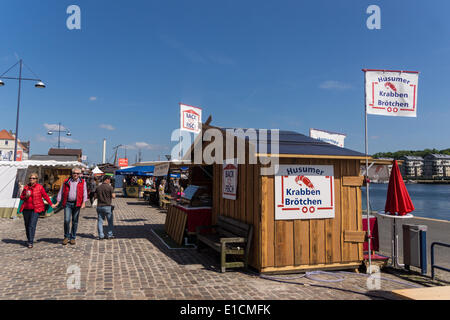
[384,82,397,92]
[295,176,314,189]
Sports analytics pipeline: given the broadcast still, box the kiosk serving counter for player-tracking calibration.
[165,184,212,244]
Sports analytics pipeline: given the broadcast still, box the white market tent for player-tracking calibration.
[92,166,104,175]
[0,160,87,218]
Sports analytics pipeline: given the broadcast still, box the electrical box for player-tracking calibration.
[402,224,427,275]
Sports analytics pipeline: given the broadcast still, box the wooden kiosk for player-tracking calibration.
[184,124,369,273]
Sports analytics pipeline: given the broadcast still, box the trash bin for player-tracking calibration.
[403,224,427,275]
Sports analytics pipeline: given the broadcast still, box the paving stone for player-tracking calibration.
[0,196,422,300]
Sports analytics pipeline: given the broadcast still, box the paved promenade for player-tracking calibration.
[376,213,450,281]
[0,196,423,300]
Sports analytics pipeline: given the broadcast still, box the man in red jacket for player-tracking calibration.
[55,167,87,245]
[20,173,57,248]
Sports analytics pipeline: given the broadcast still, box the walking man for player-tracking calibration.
[95,175,116,240]
[55,167,87,245]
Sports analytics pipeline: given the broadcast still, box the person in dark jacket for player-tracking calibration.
[19,173,56,248]
[95,175,116,240]
[88,176,98,207]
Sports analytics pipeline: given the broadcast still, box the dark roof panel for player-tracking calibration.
[221,128,366,158]
[48,148,82,156]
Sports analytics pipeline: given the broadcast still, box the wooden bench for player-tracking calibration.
[159,194,171,211]
[196,215,253,273]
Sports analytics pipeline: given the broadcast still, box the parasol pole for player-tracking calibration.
[364,70,372,273]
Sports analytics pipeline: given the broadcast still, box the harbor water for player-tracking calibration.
[362,183,450,221]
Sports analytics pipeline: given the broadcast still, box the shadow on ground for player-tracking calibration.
[76,233,97,240]
[37,238,63,244]
[2,239,27,247]
[82,216,97,220]
[121,219,148,222]
[126,201,149,206]
[91,222,223,272]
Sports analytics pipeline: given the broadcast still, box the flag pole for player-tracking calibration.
[364,70,372,273]
[179,103,182,161]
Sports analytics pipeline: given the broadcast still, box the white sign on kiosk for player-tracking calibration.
[180,103,202,134]
[310,128,346,148]
[153,162,170,177]
[275,165,335,220]
[222,159,238,200]
[365,70,419,117]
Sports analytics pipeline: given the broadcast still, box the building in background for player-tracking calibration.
[48,148,82,162]
[0,129,29,161]
[30,154,79,162]
[399,156,424,179]
[424,154,450,178]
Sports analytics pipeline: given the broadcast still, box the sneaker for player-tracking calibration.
[107,235,115,240]
[62,238,69,245]
[97,237,104,240]
[27,243,33,248]
[70,239,76,245]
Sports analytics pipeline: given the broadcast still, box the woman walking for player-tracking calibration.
[19,173,56,248]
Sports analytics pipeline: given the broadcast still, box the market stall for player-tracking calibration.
[133,161,189,206]
[115,165,154,198]
[92,166,104,177]
[0,160,87,218]
[180,124,369,273]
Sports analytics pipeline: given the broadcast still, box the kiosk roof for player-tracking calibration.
[222,128,367,158]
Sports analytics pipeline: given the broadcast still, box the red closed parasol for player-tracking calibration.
[384,160,415,215]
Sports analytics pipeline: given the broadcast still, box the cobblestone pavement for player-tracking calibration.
[0,196,424,300]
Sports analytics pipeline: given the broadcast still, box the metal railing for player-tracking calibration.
[431,242,450,280]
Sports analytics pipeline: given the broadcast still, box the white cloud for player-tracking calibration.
[44,123,67,131]
[99,124,115,131]
[36,134,49,142]
[35,134,79,144]
[125,142,168,151]
[319,80,353,90]
[59,137,79,144]
[207,53,235,66]
[159,34,235,65]
[89,96,98,101]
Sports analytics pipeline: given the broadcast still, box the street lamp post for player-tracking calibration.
[47,122,71,148]
[0,59,46,161]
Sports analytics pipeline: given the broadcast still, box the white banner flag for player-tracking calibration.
[180,103,202,134]
[365,70,419,117]
[310,128,346,148]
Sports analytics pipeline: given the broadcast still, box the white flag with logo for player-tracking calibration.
[180,103,202,134]
[365,70,419,117]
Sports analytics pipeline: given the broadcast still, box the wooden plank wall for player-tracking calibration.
[260,158,363,270]
[212,163,261,268]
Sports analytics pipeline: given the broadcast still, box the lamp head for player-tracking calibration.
[66,131,72,136]
[47,131,53,135]
[0,80,4,86]
[35,81,46,88]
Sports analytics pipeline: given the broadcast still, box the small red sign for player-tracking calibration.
[16,150,23,161]
[118,158,128,167]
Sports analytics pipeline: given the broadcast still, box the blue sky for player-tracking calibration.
[0,0,449,164]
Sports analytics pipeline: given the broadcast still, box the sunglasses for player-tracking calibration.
[29,177,37,180]
[73,172,81,175]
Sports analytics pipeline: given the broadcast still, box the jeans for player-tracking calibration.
[97,206,114,238]
[23,210,39,245]
[64,202,81,240]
